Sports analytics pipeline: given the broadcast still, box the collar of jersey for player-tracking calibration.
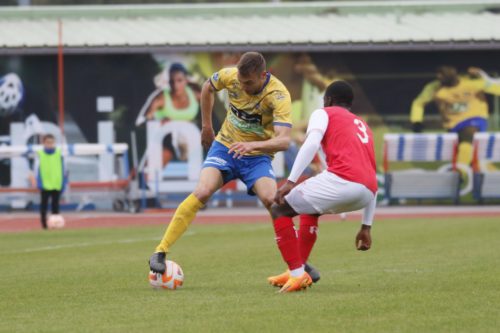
[253,72,271,95]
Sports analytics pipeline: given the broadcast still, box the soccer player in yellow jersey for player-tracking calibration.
[149,52,293,273]
[410,66,500,166]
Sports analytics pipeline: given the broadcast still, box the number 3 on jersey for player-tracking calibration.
[354,119,369,144]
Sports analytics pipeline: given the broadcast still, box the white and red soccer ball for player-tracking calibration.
[149,260,184,290]
[47,214,65,229]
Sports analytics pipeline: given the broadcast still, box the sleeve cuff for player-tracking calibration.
[209,78,220,91]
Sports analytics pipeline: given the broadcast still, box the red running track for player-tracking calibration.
[0,206,499,233]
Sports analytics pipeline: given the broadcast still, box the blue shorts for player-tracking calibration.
[450,117,488,133]
[202,141,275,195]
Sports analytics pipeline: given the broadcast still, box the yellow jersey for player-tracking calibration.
[209,67,292,156]
[410,76,500,129]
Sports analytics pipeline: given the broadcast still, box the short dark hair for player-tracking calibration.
[325,80,354,108]
[436,65,457,76]
[42,133,56,142]
[436,65,458,87]
[237,52,266,77]
[42,134,55,142]
[169,62,188,76]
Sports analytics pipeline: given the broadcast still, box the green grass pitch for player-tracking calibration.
[0,216,499,332]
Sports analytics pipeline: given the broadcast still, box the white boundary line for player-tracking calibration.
[0,225,268,254]
[2,232,194,254]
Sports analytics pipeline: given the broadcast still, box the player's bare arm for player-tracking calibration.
[468,66,483,77]
[468,66,500,94]
[200,79,216,150]
[228,125,291,159]
[145,94,165,120]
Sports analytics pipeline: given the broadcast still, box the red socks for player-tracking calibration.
[273,215,319,270]
[298,215,319,262]
[273,216,302,271]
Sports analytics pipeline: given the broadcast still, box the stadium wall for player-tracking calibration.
[1,50,500,203]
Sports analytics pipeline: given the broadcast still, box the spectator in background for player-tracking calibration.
[34,134,65,229]
[410,66,500,167]
[145,63,201,166]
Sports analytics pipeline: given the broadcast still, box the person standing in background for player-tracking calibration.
[35,134,65,229]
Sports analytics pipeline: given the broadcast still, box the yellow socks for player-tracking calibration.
[155,194,204,253]
[457,142,473,166]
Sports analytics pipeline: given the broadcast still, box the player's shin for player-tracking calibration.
[155,193,204,253]
[273,216,304,276]
[298,214,318,262]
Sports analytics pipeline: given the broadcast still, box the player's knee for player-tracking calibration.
[260,195,274,210]
[193,185,215,203]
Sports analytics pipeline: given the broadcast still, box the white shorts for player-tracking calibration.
[285,170,375,215]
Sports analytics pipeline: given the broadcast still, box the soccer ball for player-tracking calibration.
[47,214,65,229]
[148,260,184,290]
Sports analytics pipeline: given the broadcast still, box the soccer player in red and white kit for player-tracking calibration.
[268,80,377,293]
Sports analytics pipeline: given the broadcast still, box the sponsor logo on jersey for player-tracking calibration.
[230,104,262,124]
[212,72,219,81]
[227,112,265,136]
